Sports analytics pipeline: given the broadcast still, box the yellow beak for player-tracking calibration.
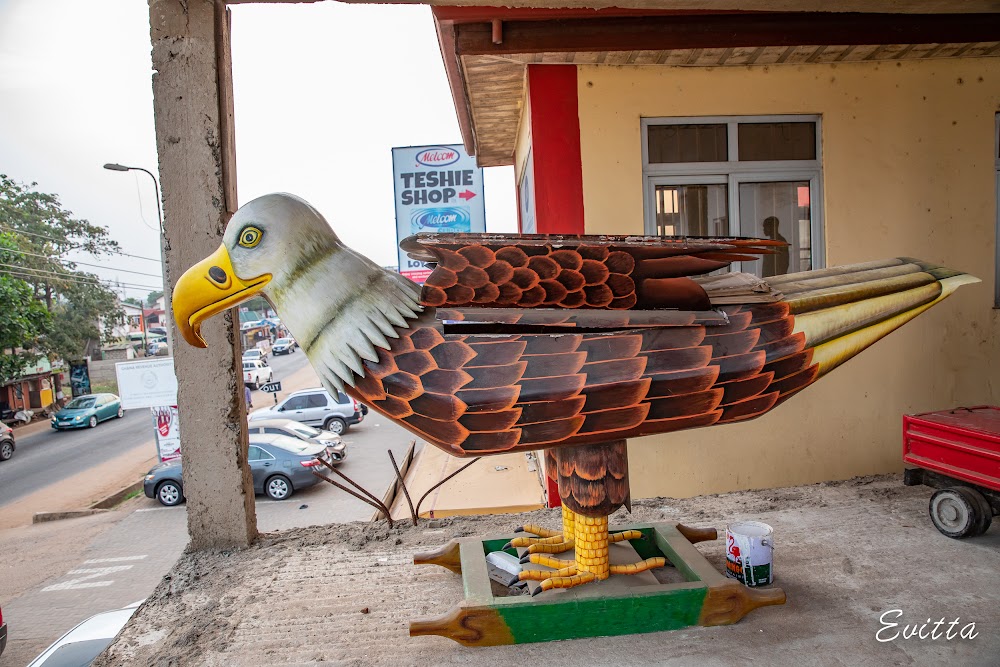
[172,244,271,348]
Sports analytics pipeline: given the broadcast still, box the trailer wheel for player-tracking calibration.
[967,487,993,536]
[929,487,988,538]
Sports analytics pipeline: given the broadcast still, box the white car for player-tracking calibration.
[242,348,268,364]
[243,360,274,389]
[27,600,142,667]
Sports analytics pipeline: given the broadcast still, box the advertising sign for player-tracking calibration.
[392,144,486,283]
[115,358,178,410]
[151,405,181,462]
[69,361,92,397]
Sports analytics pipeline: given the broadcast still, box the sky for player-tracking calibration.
[0,0,517,301]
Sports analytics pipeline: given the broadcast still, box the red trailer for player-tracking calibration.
[903,406,1000,538]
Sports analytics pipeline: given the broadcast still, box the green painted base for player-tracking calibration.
[410,522,787,646]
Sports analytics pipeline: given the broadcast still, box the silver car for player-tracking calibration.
[247,418,347,463]
[249,387,363,435]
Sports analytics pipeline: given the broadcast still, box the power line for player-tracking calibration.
[0,224,162,263]
[0,263,162,291]
[3,246,164,278]
[0,269,160,294]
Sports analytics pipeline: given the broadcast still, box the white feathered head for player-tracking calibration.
[172,193,422,391]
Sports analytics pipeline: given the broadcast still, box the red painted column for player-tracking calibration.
[524,64,585,236]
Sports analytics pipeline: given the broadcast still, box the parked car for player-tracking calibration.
[51,394,124,430]
[243,360,274,389]
[143,433,333,505]
[247,418,347,463]
[0,422,14,461]
[26,600,142,667]
[242,348,268,364]
[248,387,363,435]
[147,341,169,356]
[271,337,297,355]
[148,326,167,336]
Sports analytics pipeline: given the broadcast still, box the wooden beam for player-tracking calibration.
[435,19,478,158]
[455,13,1000,56]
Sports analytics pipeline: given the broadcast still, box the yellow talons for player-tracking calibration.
[507,534,564,549]
[534,571,597,595]
[609,556,668,576]
[518,524,561,538]
[518,565,577,582]
[526,539,575,555]
[609,529,644,544]
[525,554,575,569]
[515,509,666,596]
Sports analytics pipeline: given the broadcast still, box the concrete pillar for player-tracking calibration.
[149,0,257,549]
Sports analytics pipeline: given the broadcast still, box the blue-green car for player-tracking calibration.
[51,394,124,430]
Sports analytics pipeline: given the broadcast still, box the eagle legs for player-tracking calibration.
[511,441,667,595]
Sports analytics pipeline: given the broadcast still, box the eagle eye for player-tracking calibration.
[238,226,263,248]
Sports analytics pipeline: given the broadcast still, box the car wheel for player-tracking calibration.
[117,407,125,419]
[324,417,347,435]
[0,440,13,461]
[156,480,184,506]
[929,487,985,538]
[88,415,98,428]
[265,474,292,500]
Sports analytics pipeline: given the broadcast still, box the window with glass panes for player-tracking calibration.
[642,116,823,278]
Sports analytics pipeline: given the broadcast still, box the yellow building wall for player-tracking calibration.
[575,58,1000,499]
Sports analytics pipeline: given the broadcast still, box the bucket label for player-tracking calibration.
[725,522,774,587]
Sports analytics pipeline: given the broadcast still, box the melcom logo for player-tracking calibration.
[410,207,471,233]
[415,147,459,167]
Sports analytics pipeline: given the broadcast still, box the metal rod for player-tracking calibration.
[415,456,482,518]
[315,457,392,517]
[389,447,417,526]
[310,471,394,528]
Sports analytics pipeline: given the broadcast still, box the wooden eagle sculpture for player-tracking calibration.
[173,193,977,595]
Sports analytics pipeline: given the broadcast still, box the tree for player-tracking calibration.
[0,175,123,361]
[146,290,163,307]
[123,297,143,307]
[0,235,51,384]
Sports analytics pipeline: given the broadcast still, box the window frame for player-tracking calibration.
[248,445,275,462]
[280,396,310,411]
[641,114,825,273]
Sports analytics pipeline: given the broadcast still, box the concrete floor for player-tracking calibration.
[94,475,999,666]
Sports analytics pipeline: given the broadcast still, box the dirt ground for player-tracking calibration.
[94,474,999,667]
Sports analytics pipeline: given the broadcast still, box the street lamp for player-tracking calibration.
[103,162,172,352]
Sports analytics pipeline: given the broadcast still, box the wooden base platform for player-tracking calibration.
[410,522,786,646]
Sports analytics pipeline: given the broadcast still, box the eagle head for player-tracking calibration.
[172,193,337,347]
[172,193,423,392]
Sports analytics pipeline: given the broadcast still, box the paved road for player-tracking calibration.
[0,409,150,507]
[0,349,313,508]
[0,346,428,665]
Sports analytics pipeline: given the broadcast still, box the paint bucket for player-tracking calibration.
[725,521,774,587]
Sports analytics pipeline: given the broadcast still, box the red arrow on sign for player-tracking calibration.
[458,190,477,201]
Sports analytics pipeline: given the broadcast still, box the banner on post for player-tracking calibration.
[391,144,486,283]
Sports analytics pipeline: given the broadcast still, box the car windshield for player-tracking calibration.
[34,638,114,667]
[65,397,96,409]
[267,434,324,455]
[276,338,291,344]
[290,424,321,438]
